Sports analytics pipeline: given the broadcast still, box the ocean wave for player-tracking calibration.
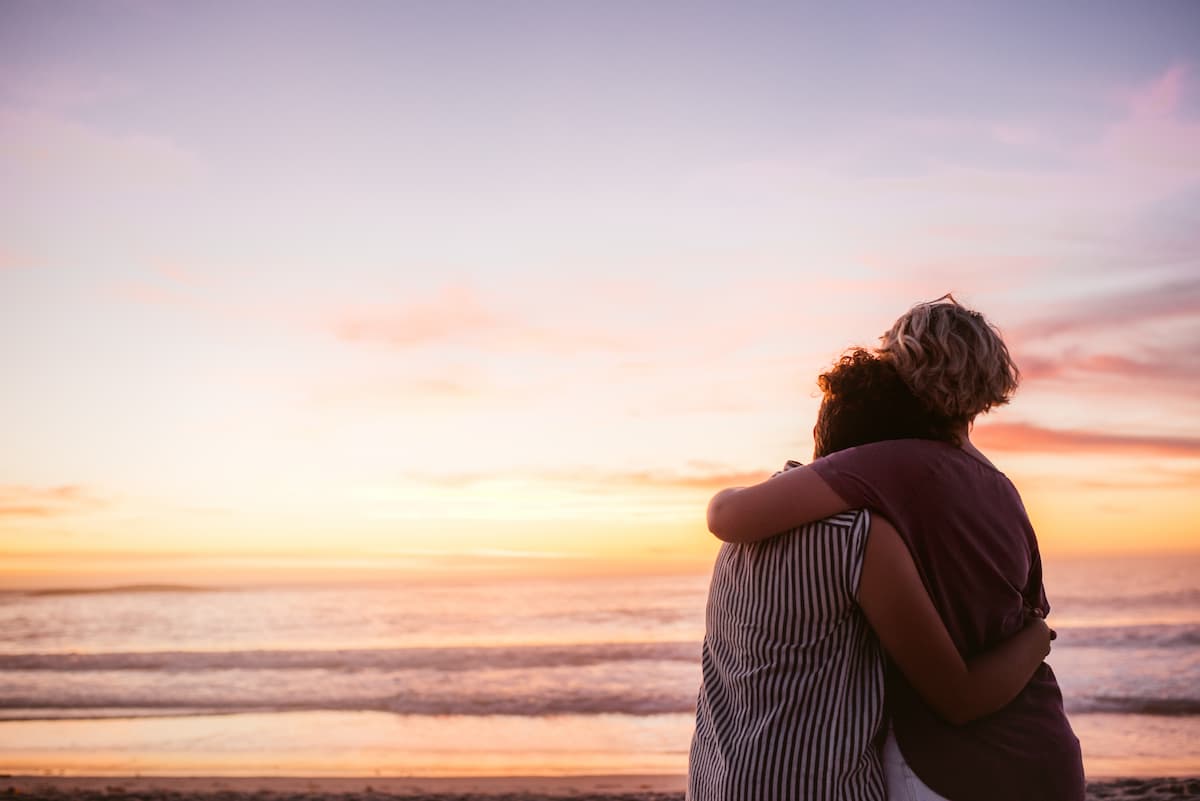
[1054,587,1200,609]
[4,687,1198,721]
[1057,623,1200,649]
[0,641,700,673]
[0,658,700,718]
[2,637,1195,720]
[21,584,220,597]
[1069,695,1200,716]
[9,699,1197,721]
[0,695,698,718]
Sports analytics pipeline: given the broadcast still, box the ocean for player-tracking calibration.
[1,555,1197,778]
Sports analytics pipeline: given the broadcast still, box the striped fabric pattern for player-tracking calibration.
[687,510,886,801]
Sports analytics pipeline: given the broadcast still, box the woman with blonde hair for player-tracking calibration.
[707,296,1084,801]
[880,293,1020,450]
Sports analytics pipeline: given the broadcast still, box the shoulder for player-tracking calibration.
[812,438,956,476]
[776,508,867,533]
[820,438,953,462]
[821,509,870,530]
[782,510,872,549]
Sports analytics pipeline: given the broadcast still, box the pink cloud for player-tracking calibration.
[308,373,491,412]
[1012,276,1200,341]
[1019,350,1199,390]
[0,67,134,111]
[108,266,294,328]
[1097,64,1200,175]
[325,284,633,353]
[0,248,20,271]
[0,246,45,272]
[973,422,1200,459]
[115,274,629,354]
[332,285,501,347]
[155,263,205,287]
[1127,65,1187,120]
[614,469,772,490]
[112,281,194,309]
[403,466,772,492]
[0,106,202,187]
[0,485,106,518]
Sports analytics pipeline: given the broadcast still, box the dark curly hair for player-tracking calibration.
[813,349,959,459]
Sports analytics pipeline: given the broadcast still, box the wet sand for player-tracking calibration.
[3,775,1200,800]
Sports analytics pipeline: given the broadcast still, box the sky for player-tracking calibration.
[2,1,1198,586]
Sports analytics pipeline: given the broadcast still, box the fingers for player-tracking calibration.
[1023,606,1056,653]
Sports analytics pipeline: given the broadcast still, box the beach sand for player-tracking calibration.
[3,775,1199,800]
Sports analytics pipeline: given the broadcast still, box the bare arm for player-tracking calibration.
[707,465,849,543]
[857,515,1052,726]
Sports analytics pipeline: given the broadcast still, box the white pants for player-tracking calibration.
[883,727,952,801]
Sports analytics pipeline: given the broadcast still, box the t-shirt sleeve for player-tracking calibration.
[1025,539,1051,616]
[808,440,918,512]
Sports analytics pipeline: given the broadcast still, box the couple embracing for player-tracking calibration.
[688,296,1085,801]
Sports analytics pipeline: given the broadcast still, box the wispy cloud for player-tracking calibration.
[1007,276,1200,406]
[974,422,1200,459]
[0,247,24,272]
[154,263,206,288]
[325,283,633,354]
[1012,276,1200,341]
[108,264,292,328]
[402,466,771,492]
[0,485,106,518]
[330,285,501,347]
[586,468,772,491]
[1099,64,1200,175]
[308,373,490,412]
[0,62,199,188]
[1072,466,1200,491]
[0,66,133,111]
[1019,349,1200,391]
[0,106,202,187]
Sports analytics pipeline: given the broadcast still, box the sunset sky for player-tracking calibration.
[2,1,1198,586]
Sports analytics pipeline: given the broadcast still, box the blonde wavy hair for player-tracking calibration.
[878,294,1020,424]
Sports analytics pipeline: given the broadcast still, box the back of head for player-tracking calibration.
[878,294,1020,425]
[813,349,958,459]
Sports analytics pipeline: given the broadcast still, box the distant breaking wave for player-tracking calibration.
[0,640,1195,720]
[23,584,219,598]
[3,690,1192,720]
[1069,696,1200,716]
[0,641,699,672]
[1053,588,1200,609]
[1057,623,1200,649]
[0,642,699,718]
[1,688,1195,721]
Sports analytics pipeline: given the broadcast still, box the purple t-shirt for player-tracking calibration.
[810,439,1084,801]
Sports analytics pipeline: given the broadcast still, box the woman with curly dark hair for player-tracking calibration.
[704,298,1084,801]
[688,349,1056,801]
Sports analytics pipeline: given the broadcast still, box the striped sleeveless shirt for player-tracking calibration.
[688,509,886,801]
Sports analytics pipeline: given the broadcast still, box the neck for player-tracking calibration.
[954,422,971,445]
[956,423,996,469]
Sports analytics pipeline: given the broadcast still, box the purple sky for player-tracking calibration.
[1,1,1198,579]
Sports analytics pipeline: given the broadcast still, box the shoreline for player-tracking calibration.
[0,776,687,795]
[5,776,1200,800]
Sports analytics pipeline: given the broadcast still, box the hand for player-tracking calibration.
[1023,606,1056,657]
[771,459,805,478]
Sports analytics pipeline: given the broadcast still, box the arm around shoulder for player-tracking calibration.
[706,465,849,543]
[857,515,1051,726]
